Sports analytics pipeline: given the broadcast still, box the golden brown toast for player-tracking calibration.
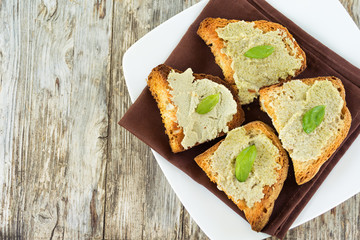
[197,17,306,104]
[259,77,352,185]
[147,64,245,153]
[195,121,289,231]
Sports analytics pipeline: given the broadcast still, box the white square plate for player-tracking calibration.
[122,0,360,239]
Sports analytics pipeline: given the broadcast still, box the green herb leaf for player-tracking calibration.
[235,145,257,182]
[244,45,274,59]
[195,93,220,114]
[302,105,326,134]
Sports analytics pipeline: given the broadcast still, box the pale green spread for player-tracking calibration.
[167,69,237,149]
[211,127,281,208]
[268,80,345,161]
[216,21,303,104]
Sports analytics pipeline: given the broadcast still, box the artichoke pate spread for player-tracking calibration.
[167,69,237,149]
[211,127,281,208]
[216,21,303,104]
[269,80,345,162]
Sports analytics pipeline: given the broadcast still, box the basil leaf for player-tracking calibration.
[244,45,274,59]
[302,105,326,134]
[195,93,220,114]
[235,145,257,182]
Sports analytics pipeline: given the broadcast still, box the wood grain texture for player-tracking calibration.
[340,0,360,26]
[0,0,112,239]
[0,0,359,240]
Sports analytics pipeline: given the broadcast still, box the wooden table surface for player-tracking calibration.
[0,0,359,239]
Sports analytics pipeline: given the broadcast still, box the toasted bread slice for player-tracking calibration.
[147,64,245,153]
[259,77,352,185]
[195,121,289,231]
[197,17,306,104]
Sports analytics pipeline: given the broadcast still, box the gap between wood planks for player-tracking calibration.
[102,0,116,238]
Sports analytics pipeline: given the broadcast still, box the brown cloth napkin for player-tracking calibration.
[119,0,360,238]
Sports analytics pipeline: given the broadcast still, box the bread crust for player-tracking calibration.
[194,121,289,231]
[197,17,307,103]
[147,64,245,153]
[259,76,352,185]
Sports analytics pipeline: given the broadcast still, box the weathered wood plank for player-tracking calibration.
[0,0,113,238]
